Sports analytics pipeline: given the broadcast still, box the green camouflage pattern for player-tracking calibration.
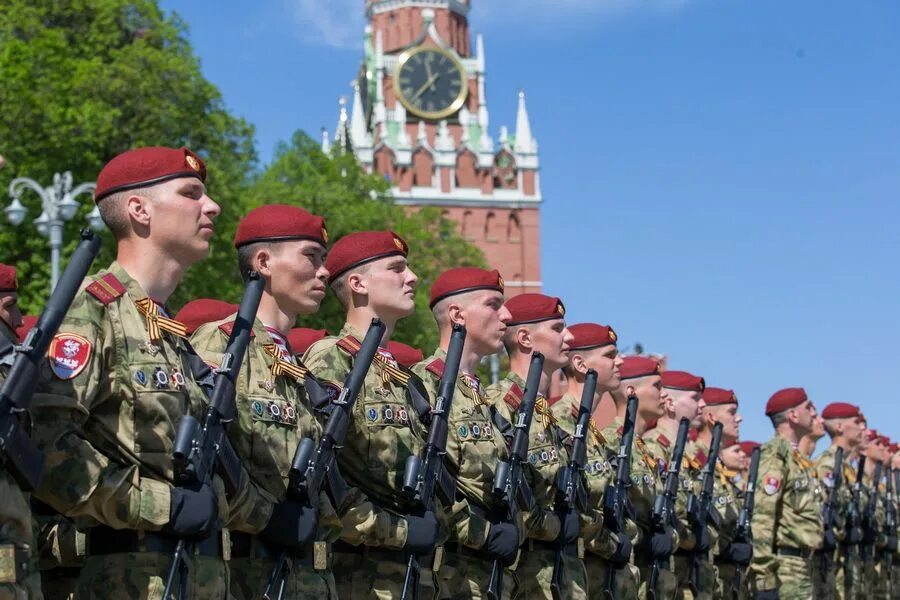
[712,474,747,600]
[73,552,227,600]
[810,444,849,600]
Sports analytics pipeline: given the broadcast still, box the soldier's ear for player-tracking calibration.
[125,193,151,228]
[252,247,273,278]
[571,352,587,375]
[514,325,532,351]
[447,302,464,326]
[346,272,367,296]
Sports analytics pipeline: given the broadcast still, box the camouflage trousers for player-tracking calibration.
[229,556,337,600]
[636,557,678,600]
[584,553,640,600]
[0,475,42,600]
[891,559,900,599]
[74,552,228,600]
[333,547,439,599]
[811,549,838,600]
[436,549,516,600]
[713,562,750,600]
[773,555,812,600]
[34,511,83,600]
[673,553,718,600]
[513,547,587,599]
[871,558,892,600]
[842,547,863,600]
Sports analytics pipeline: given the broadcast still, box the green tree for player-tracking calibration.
[0,0,256,313]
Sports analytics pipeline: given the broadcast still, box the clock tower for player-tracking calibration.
[327,0,542,296]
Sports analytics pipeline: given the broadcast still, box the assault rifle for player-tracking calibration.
[820,447,844,577]
[731,445,760,600]
[550,369,597,600]
[486,352,544,600]
[884,467,895,578]
[400,324,466,600]
[0,229,101,491]
[861,460,883,564]
[602,388,639,599]
[843,455,867,580]
[647,417,690,600]
[263,318,386,600]
[686,422,723,595]
[164,272,265,600]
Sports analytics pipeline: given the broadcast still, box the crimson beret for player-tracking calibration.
[865,429,879,442]
[233,205,328,248]
[620,356,662,380]
[386,340,424,368]
[568,323,618,351]
[429,267,504,308]
[661,370,705,393]
[505,293,565,326]
[764,387,808,416]
[95,146,206,202]
[325,230,409,284]
[739,441,760,455]
[879,435,891,446]
[0,263,17,292]
[16,315,37,343]
[821,402,861,420]
[703,387,738,406]
[176,298,237,336]
[287,328,328,356]
[891,443,899,454]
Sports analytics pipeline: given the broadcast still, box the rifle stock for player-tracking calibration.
[687,422,723,595]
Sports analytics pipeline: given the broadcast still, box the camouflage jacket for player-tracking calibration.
[748,435,824,590]
[190,316,342,542]
[29,262,231,531]
[711,464,741,552]
[860,469,887,555]
[812,444,852,543]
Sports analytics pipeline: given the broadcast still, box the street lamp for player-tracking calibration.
[6,171,104,289]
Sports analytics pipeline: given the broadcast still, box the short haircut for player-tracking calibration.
[330,262,371,308]
[98,186,158,239]
[236,240,281,283]
[770,409,790,428]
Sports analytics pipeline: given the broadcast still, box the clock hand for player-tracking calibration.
[411,73,440,102]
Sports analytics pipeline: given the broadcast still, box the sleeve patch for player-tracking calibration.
[425,358,445,378]
[84,273,126,305]
[48,333,92,379]
[763,474,782,495]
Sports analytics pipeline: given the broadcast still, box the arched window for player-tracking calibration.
[484,211,496,242]
[507,211,522,243]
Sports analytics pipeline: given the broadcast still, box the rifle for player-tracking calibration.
[731,445,760,600]
[843,455,866,579]
[686,422,723,595]
[550,369,597,600]
[884,467,895,584]
[163,272,265,600]
[400,323,466,600]
[486,352,544,600]
[819,447,844,578]
[647,417,690,600]
[263,318,386,600]
[861,460,883,564]
[602,388,639,600]
[0,229,101,491]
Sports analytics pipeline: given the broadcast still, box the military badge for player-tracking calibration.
[284,404,297,423]
[763,475,781,495]
[471,424,481,438]
[171,368,186,390]
[134,370,147,387]
[186,155,201,171]
[48,333,92,380]
[154,367,169,389]
[367,408,378,422]
[268,402,282,420]
[398,408,409,424]
[252,401,265,417]
[529,453,538,465]
[483,424,493,438]
[458,424,469,438]
[258,380,276,393]
[540,450,549,463]
[383,406,394,423]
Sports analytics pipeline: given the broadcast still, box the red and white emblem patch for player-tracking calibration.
[763,475,781,496]
[48,333,92,380]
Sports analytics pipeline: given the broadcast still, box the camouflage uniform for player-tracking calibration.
[191,317,343,599]
[811,445,850,600]
[484,373,586,600]
[860,472,888,600]
[411,349,520,600]
[551,394,640,600]
[748,435,823,600]
[0,321,44,599]
[29,263,231,600]
[710,467,743,600]
[303,324,444,600]
[32,501,83,600]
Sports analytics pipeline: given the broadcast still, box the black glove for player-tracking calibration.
[609,536,632,567]
[863,525,878,546]
[163,483,219,539]
[846,526,863,545]
[404,510,439,555]
[693,526,712,553]
[755,590,779,600]
[887,535,898,553]
[559,510,580,545]
[724,541,753,565]
[821,529,837,552]
[649,526,675,559]
[486,521,519,566]
[260,499,318,550]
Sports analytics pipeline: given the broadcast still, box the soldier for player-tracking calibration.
[799,415,825,458]
[409,266,521,599]
[698,387,750,600]
[0,263,43,599]
[481,293,586,598]
[549,323,638,599]
[286,328,328,359]
[738,442,760,487]
[29,146,232,599]
[302,230,443,599]
[749,387,823,600]
[189,205,341,599]
[890,444,900,600]
[860,431,890,600]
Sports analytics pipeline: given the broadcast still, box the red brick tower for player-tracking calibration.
[327,0,543,295]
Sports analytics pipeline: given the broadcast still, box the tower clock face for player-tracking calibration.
[394,46,468,120]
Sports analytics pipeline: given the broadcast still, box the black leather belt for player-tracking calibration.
[333,541,435,566]
[777,546,813,559]
[526,539,578,557]
[444,541,493,561]
[231,532,325,567]
[86,526,223,558]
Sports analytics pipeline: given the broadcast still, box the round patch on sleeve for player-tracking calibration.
[763,474,782,495]
[48,333,92,380]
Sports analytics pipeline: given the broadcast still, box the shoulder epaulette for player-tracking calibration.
[425,358,445,378]
[657,433,671,449]
[695,449,708,467]
[85,273,126,305]
[504,382,524,410]
[549,395,563,406]
[337,335,361,356]
[218,321,256,338]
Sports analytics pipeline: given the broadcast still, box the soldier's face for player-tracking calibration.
[265,240,328,316]
[0,292,23,331]
[707,403,741,439]
[528,318,572,371]
[361,256,418,319]
[892,453,900,471]
[842,417,865,448]
[793,400,816,434]
[668,389,703,425]
[579,345,622,391]
[631,374,664,420]
[148,178,220,264]
[811,416,825,439]
[720,445,745,471]
[457,289,509,356]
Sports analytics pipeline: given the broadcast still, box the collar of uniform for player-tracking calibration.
[109,261,163,309]
[558,393,580,421]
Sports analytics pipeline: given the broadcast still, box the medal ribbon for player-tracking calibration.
[341,336,409,387]
[263,344,308,381]
[134,298,187,342]
[534,395,556,428]
[461,374,485,406]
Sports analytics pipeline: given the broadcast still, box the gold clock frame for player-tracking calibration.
[393,45,469,121]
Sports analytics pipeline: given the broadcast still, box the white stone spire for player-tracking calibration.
[476,33,489,134]
[334,96,349,151]
[350,81,369,149]
[416,120,428,146]
[394,103,411,148]
[514,90,536,154]
[320,127,331,154]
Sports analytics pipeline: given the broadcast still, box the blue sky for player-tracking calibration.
[160,0,900,447]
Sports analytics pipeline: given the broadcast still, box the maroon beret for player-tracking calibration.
[386,340,424,368]
[287,328,328,356]
[865,429,879,442]
[0,263,17,292]
[325,230,409,284]
[879,434,891,446]
[703,387,737,406]
[661,370,705,393]
[568,323,617,351]
[505,293,565,326]
[176,298,237,336]
[620,356,661,380]
[821,402,861,420]
[15,315,37,343]
[891,443,899,454]
[764,387,808,416]
[429,267,504,308]
[95,146,206,202]
[739,440,760,455]
[234,205,328,248]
